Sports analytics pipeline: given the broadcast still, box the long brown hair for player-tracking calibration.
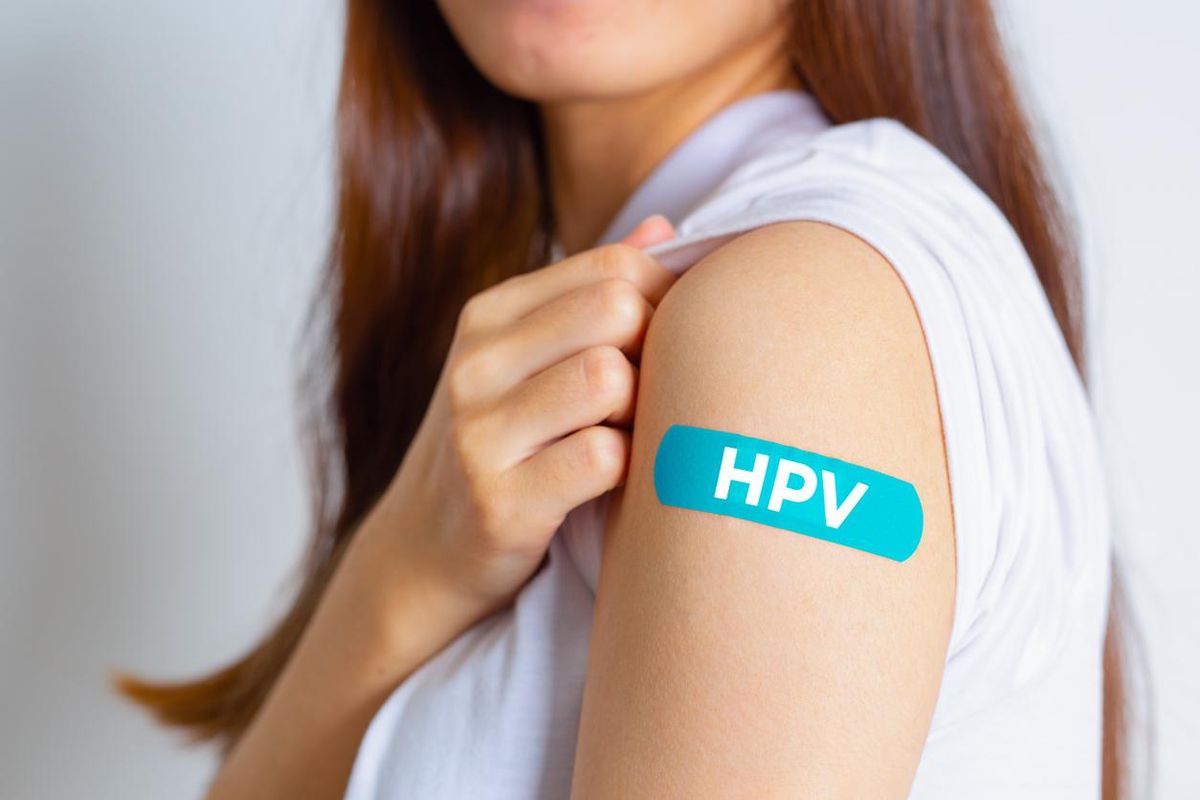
[118,0,1132,794]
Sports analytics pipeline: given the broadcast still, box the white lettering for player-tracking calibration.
[714,446,769,506]
[821,469,869,529]
[767,458,818,512]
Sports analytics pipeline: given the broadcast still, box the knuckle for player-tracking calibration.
[446,346,493,409]
[594,242,645,283]
[457,288,502,333]
[580,345,630,398]
[580,426,624,477]
[593,278,645,328]
[456,293,487,331]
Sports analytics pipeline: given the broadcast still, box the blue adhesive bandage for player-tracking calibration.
[652,424,923,561]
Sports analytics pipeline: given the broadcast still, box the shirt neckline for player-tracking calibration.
[591,88,827,248]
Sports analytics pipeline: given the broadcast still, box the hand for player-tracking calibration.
[366,215,677,617]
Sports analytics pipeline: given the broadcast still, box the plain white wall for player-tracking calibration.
[1005,2,1200,795]
[0,1,340,797]
[0,1,1196,798]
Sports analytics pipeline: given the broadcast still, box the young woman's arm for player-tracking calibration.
[206,506,492,799]
[206,218,678,799]
[570,220,957,797]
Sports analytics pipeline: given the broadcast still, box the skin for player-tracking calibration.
[572,221,955,797]
[438,0,800,253]
[208,0,956,797]
[208,219,677,798]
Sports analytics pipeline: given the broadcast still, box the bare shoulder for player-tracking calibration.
[570,220,957,798]
[647,219,940,416]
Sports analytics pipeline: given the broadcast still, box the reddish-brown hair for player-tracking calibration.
[118,0,1132,794]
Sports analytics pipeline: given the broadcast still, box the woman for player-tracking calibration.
[121,0,1125,797]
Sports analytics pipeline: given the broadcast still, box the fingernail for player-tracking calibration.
[630,214,674,245]
[638,214,672,232]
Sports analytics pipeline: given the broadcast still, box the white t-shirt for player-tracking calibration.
[345,89,1112,799]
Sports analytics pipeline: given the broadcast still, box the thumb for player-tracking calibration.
[621,214,675,249]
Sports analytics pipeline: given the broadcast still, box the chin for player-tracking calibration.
[440,0,675,102]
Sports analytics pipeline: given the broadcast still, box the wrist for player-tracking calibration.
[340,502,496,665]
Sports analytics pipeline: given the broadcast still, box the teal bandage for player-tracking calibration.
[652,424,923,562]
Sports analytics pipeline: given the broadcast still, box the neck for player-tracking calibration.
[539,32,802,256]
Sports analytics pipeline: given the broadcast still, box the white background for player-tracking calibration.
[1,1,1196,797]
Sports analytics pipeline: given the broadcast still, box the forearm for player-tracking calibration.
[207,508,492,800]
[203,226,676,798]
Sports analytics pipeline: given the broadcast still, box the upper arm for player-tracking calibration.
[570,220,956,798]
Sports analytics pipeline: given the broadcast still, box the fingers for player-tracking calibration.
[449,277,654,409]
[440,214,675,536]
[502,425,632,528]
[621,214,676,249]
[456,217,678,334]
[476,345,638,469]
